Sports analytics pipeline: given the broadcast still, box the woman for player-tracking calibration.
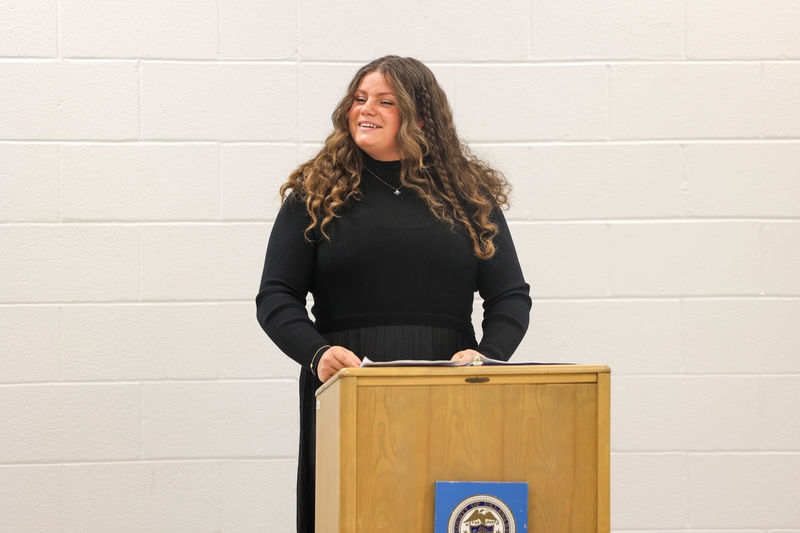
[255,55,531,531]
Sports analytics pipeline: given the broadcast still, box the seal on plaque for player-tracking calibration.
[434,481,528,533]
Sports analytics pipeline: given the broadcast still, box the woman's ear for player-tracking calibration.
[417,119,424,129]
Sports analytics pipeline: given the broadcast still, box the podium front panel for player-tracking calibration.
[316,365,610,533]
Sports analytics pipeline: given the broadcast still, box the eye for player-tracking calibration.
[381,101,394,106]
[354,96,366,103]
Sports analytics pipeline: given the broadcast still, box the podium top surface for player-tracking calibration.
[315,363,610,397]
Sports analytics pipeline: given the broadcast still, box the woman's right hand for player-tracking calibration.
[317,345,361,382]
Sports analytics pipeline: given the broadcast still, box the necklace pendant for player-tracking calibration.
[393,189,401,195]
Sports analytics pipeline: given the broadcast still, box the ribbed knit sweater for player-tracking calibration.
[255,152,531,367]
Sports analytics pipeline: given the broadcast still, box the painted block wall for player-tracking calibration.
[1,1,799,531]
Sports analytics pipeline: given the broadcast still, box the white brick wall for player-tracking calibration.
[1,1,799,531]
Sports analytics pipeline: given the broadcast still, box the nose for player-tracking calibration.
[361,98,377,115]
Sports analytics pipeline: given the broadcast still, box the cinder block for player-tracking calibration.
[221,144,298,220]
[454,65,607,142]
[763,222,800,294]
[525,300,682,373]
[0,61,138,140]
[0,227,59,302]
[300,64,364,142]
[428,66,456,109]
[0,0,57,56]
[60,0,217,58]
[141,63,297,141]
[149,462,222,531]
[299,0,528,61]
[612,518,764,533]
[61,304,220,380]
[0,143,59,221]
[530,143,683,219]
[531,0,683,59]
[0,384,139,462]
[611,453,687,529]
[681,377,761,451]
[688,454,800,528]
[57,226,140,301]
[0,225,139,302]
[220,460,296,531]
[59,460,298,531]
[613,529,763,533]
[141,380,297,458]
[513,222,609,298]
[0,306,60,383]
[764,64,800,138]
[684,299,800,373]
[299,142,323,163]
[684,142,800,216]
[471,298,484,345]
[0,466,60,532]
[609,222,761,296]
[612,376,760,451]
[61,144,219,221]
[140,223,267,300]
[62,463,152,532]
[760,376,800,449]
[686,0,800,59]
[470,144,532,221]
[220,0,296,59]
[220,302,300,379]
[610,64,763,139]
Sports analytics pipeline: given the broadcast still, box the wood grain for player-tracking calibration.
[315,378,340,532]
[316,365,610,533]
[596,371,611,533]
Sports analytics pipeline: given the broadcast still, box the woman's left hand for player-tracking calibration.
[450,349,483,365]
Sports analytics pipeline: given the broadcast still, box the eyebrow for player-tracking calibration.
[354,90,395,96]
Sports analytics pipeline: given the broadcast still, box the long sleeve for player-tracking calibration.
[255,195,330,370]
[476,208,532,360]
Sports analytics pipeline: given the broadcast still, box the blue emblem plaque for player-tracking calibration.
[435,481,528,533]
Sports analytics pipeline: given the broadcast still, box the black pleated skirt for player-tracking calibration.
[295,324,478,533]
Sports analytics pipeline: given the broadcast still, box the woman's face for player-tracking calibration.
[348,71,402,161]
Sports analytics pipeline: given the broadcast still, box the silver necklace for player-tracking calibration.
[364,166,403,196]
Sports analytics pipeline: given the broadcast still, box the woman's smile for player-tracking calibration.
[348,70,401,161]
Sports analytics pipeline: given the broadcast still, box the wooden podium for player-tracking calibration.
[315,364,610,532]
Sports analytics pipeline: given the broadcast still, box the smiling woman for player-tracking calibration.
[348,71,402,161]
[255,55,531,532]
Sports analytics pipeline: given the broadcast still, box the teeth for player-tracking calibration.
[360,123,378,128]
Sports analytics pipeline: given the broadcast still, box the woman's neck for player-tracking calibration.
[361,149,401,173]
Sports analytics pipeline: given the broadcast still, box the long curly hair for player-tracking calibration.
[279,55,511,259]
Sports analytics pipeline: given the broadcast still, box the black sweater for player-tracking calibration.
[255,154,531,369]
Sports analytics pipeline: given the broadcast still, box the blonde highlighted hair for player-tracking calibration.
[280,55,510,259]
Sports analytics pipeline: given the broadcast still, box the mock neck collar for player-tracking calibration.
[361,149,402,173]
